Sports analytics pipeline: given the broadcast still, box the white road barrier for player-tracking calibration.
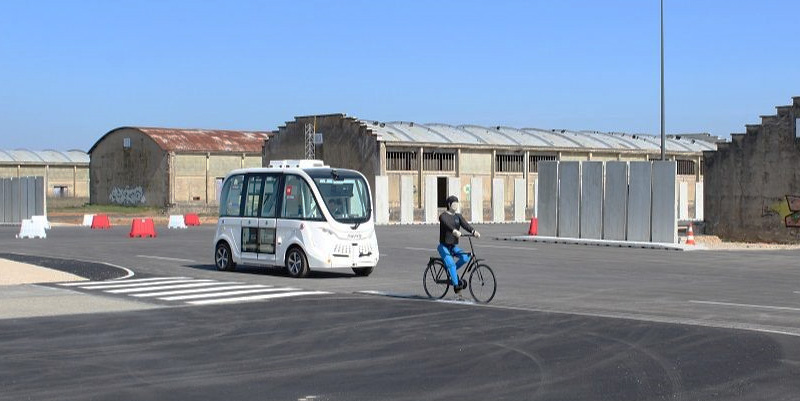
[81,214,95,227]
[17,219,46,239]
[168,215,187,229]
[31,215,51,230]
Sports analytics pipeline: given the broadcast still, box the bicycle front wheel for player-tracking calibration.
[423,261,450,299]
[469,264,496,303]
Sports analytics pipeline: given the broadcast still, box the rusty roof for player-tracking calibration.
[90,127,272,154]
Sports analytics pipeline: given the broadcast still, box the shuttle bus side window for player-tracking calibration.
[243,174,265,217]
[281,175,324,221]
[219,174,245,217]
[260,175,281,218]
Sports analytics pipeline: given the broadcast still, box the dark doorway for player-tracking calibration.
[437,177,448,207]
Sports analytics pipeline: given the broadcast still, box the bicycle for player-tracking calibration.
[423,234,497,303]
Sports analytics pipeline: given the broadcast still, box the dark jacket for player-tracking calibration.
[439,212,475,246]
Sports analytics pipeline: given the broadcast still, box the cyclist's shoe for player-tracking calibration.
[455,279,468,291]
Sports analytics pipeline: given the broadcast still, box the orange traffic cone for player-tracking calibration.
[686,223,696,246]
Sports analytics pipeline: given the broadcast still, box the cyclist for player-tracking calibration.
[438,195,480,296]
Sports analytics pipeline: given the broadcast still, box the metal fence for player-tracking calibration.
[0,177,45,223]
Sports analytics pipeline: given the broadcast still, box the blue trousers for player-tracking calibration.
[437,244,470,287]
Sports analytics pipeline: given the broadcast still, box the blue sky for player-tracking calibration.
[1,0,798,150]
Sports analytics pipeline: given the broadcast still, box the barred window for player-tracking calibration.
[529,155,557,173]
[495,154,524,173]
[387,150,418,171]
[423,152,455,172]
[677,160,696,176]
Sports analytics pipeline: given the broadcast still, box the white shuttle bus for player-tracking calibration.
[213,160,379,278]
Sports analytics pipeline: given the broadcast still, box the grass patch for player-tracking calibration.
[49,204,162,215]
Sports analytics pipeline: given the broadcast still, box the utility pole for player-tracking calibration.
[660,0,666,160]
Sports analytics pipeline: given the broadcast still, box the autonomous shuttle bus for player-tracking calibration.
[213,160,379,278]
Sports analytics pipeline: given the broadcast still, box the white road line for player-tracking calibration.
[481,244,537,251]
[106,281,227,294]
[689,300,800,312]
[186,291,330,305]
[136,255,197,263]
[160,287,300,301]
[404,247,434,252]
[59,277,190,286]
[132,285,269,298]
[79,279,206,290]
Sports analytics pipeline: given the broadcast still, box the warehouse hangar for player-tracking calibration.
[0,149,89,201]
[89,127,271,210]
[264,114,716,222]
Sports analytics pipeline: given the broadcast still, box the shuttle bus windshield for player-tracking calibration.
[308,170,371,225]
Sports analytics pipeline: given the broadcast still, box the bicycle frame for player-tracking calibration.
[430,234,483,285]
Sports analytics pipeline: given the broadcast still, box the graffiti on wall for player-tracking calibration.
[109,186,146,206]
[764,195,800,228]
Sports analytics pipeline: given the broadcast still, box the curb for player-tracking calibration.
[0,253,133,282]
[494,235,705,251]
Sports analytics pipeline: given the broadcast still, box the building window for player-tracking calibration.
[423,151,455,172]
[677,160,696,176]
[52,186,69,198]
[387,150,418,171]
[495,154,524,173]
[529,155,557,173]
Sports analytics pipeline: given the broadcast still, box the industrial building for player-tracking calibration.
[704,96,800,243]
[0,149,89,200]
[264,114,716,222]
[89,127,271,210]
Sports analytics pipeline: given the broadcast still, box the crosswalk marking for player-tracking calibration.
[58,277,190,286]
[105,281,232,294]
[187,291,331,305]
[77,279,206,290]
[132,284,270,298]
[57,276,330,306]
[159,287,300,301]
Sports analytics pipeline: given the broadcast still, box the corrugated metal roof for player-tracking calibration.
[0,149,89,164]
[355,118,716,153]
[90,127,272,154]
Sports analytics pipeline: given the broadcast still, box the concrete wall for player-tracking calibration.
[0,164,89,199]
[705,97,800,243]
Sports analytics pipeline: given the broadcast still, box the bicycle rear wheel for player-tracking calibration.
[423,261,450,299]
[469,264,496,303]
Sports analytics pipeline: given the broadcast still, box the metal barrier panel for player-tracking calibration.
[400,175,414,224]
[652,161,678,243]
[470,177,483,223]
[35,176,44,216]
[0,178,5,223]
[603,162,628,240]
[538,162,558,236]
[492,178,504,222]
[2,179,10,223]
[695,182,704,221]
[533,178,539,218]
[374,176,389,224]
[514,178,525,222]
[558,162,580,238]
[627,162,652,242]
[424,176,438,223]
[10,178,20,223]
[580,162,603,239]
[25,177,36,220]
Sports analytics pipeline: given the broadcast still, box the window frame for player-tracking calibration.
[219,174,245,217]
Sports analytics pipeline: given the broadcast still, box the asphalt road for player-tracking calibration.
[2,224,800,399]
